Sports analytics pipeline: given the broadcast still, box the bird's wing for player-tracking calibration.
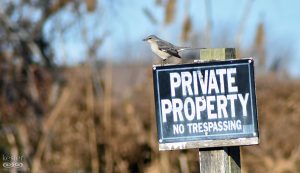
[156,40,181,58]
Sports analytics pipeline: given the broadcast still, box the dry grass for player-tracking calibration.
[242,74,300,173]
[1,64,300,172]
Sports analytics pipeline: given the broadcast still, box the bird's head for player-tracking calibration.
[143,35,159,42]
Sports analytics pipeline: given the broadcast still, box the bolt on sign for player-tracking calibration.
[152,58,259,151]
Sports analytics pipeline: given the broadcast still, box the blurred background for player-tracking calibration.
[0,0,300,172]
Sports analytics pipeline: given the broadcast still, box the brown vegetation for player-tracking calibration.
[1,62,300,172]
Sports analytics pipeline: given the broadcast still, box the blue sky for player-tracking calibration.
[50,0,300,76]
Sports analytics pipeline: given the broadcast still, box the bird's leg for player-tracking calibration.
[162,56,171,66]
[161,59,167,66]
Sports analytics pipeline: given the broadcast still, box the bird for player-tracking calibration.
[143,35,190,65]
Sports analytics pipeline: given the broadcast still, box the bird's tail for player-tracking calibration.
[177,47,202,52]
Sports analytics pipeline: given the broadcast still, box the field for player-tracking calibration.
[1,63,300,172]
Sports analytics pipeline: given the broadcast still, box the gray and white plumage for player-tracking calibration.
[143,35,187,61]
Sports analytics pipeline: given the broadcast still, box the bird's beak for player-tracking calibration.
[143,38,148,41]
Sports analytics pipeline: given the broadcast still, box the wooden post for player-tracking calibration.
[198,48,241,173]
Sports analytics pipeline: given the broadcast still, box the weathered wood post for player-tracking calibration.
[199,48,240,173]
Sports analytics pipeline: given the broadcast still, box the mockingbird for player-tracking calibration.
[143,35,191,65]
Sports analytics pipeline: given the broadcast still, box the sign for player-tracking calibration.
[152,58,259,150]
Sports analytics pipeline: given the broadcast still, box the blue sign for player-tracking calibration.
[152,58,259,150]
